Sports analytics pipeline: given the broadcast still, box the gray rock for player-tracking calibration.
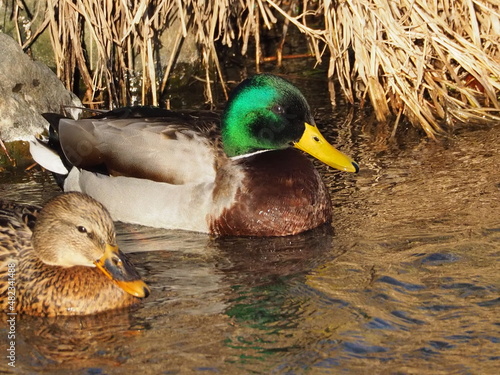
[0,33,81,141]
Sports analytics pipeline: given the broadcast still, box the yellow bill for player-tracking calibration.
[294,123,359,173]
[95,244,151,298]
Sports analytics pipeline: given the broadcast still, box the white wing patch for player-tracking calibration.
[29,139,68,175]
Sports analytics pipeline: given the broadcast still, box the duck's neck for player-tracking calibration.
[220,118,254,157]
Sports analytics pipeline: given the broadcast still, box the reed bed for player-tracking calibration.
[326,0,500,137]
[5,0,500,137]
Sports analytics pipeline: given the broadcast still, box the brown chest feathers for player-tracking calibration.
[210,149,332,236]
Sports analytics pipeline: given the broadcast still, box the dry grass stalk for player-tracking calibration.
[326,0,500,137]
[5,0,500,137]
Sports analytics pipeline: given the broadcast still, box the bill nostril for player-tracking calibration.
[112,256,122,267]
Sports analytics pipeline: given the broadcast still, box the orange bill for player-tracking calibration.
[95,244,151,298]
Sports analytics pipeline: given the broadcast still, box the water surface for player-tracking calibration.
[0,76,498,374]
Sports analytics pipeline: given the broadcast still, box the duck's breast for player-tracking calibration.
[210,148,332,236]
[16,258,139,316]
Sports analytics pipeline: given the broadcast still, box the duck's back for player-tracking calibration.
[0,200,37,258]
[0,201,37,311]
[57,109,222,185]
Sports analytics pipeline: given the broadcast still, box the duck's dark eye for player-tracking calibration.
[77,226,88,233]
[272,105,285,115]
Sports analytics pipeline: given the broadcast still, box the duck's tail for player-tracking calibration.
[29,113,71,189]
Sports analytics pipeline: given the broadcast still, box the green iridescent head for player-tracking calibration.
[221,74,359,173]
[221,74,314,157]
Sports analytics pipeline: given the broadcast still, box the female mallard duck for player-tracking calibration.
[0,192,150,316]
[31,74,359,236]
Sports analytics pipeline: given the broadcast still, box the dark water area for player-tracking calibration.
[0,75,499,374]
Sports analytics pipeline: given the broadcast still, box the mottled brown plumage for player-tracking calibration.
[0,192,149,316]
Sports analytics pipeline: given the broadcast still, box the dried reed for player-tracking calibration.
[5,0,500,137]
[325,0,500,137]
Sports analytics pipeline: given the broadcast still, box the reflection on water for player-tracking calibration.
[9,311,143,373]
[1,89,499,373]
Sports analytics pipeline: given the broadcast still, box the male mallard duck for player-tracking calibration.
[0,192,150,316]
[31,74,359,236]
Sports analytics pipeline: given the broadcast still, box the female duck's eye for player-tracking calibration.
[77,226,88,233]
[272,105,285,115]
